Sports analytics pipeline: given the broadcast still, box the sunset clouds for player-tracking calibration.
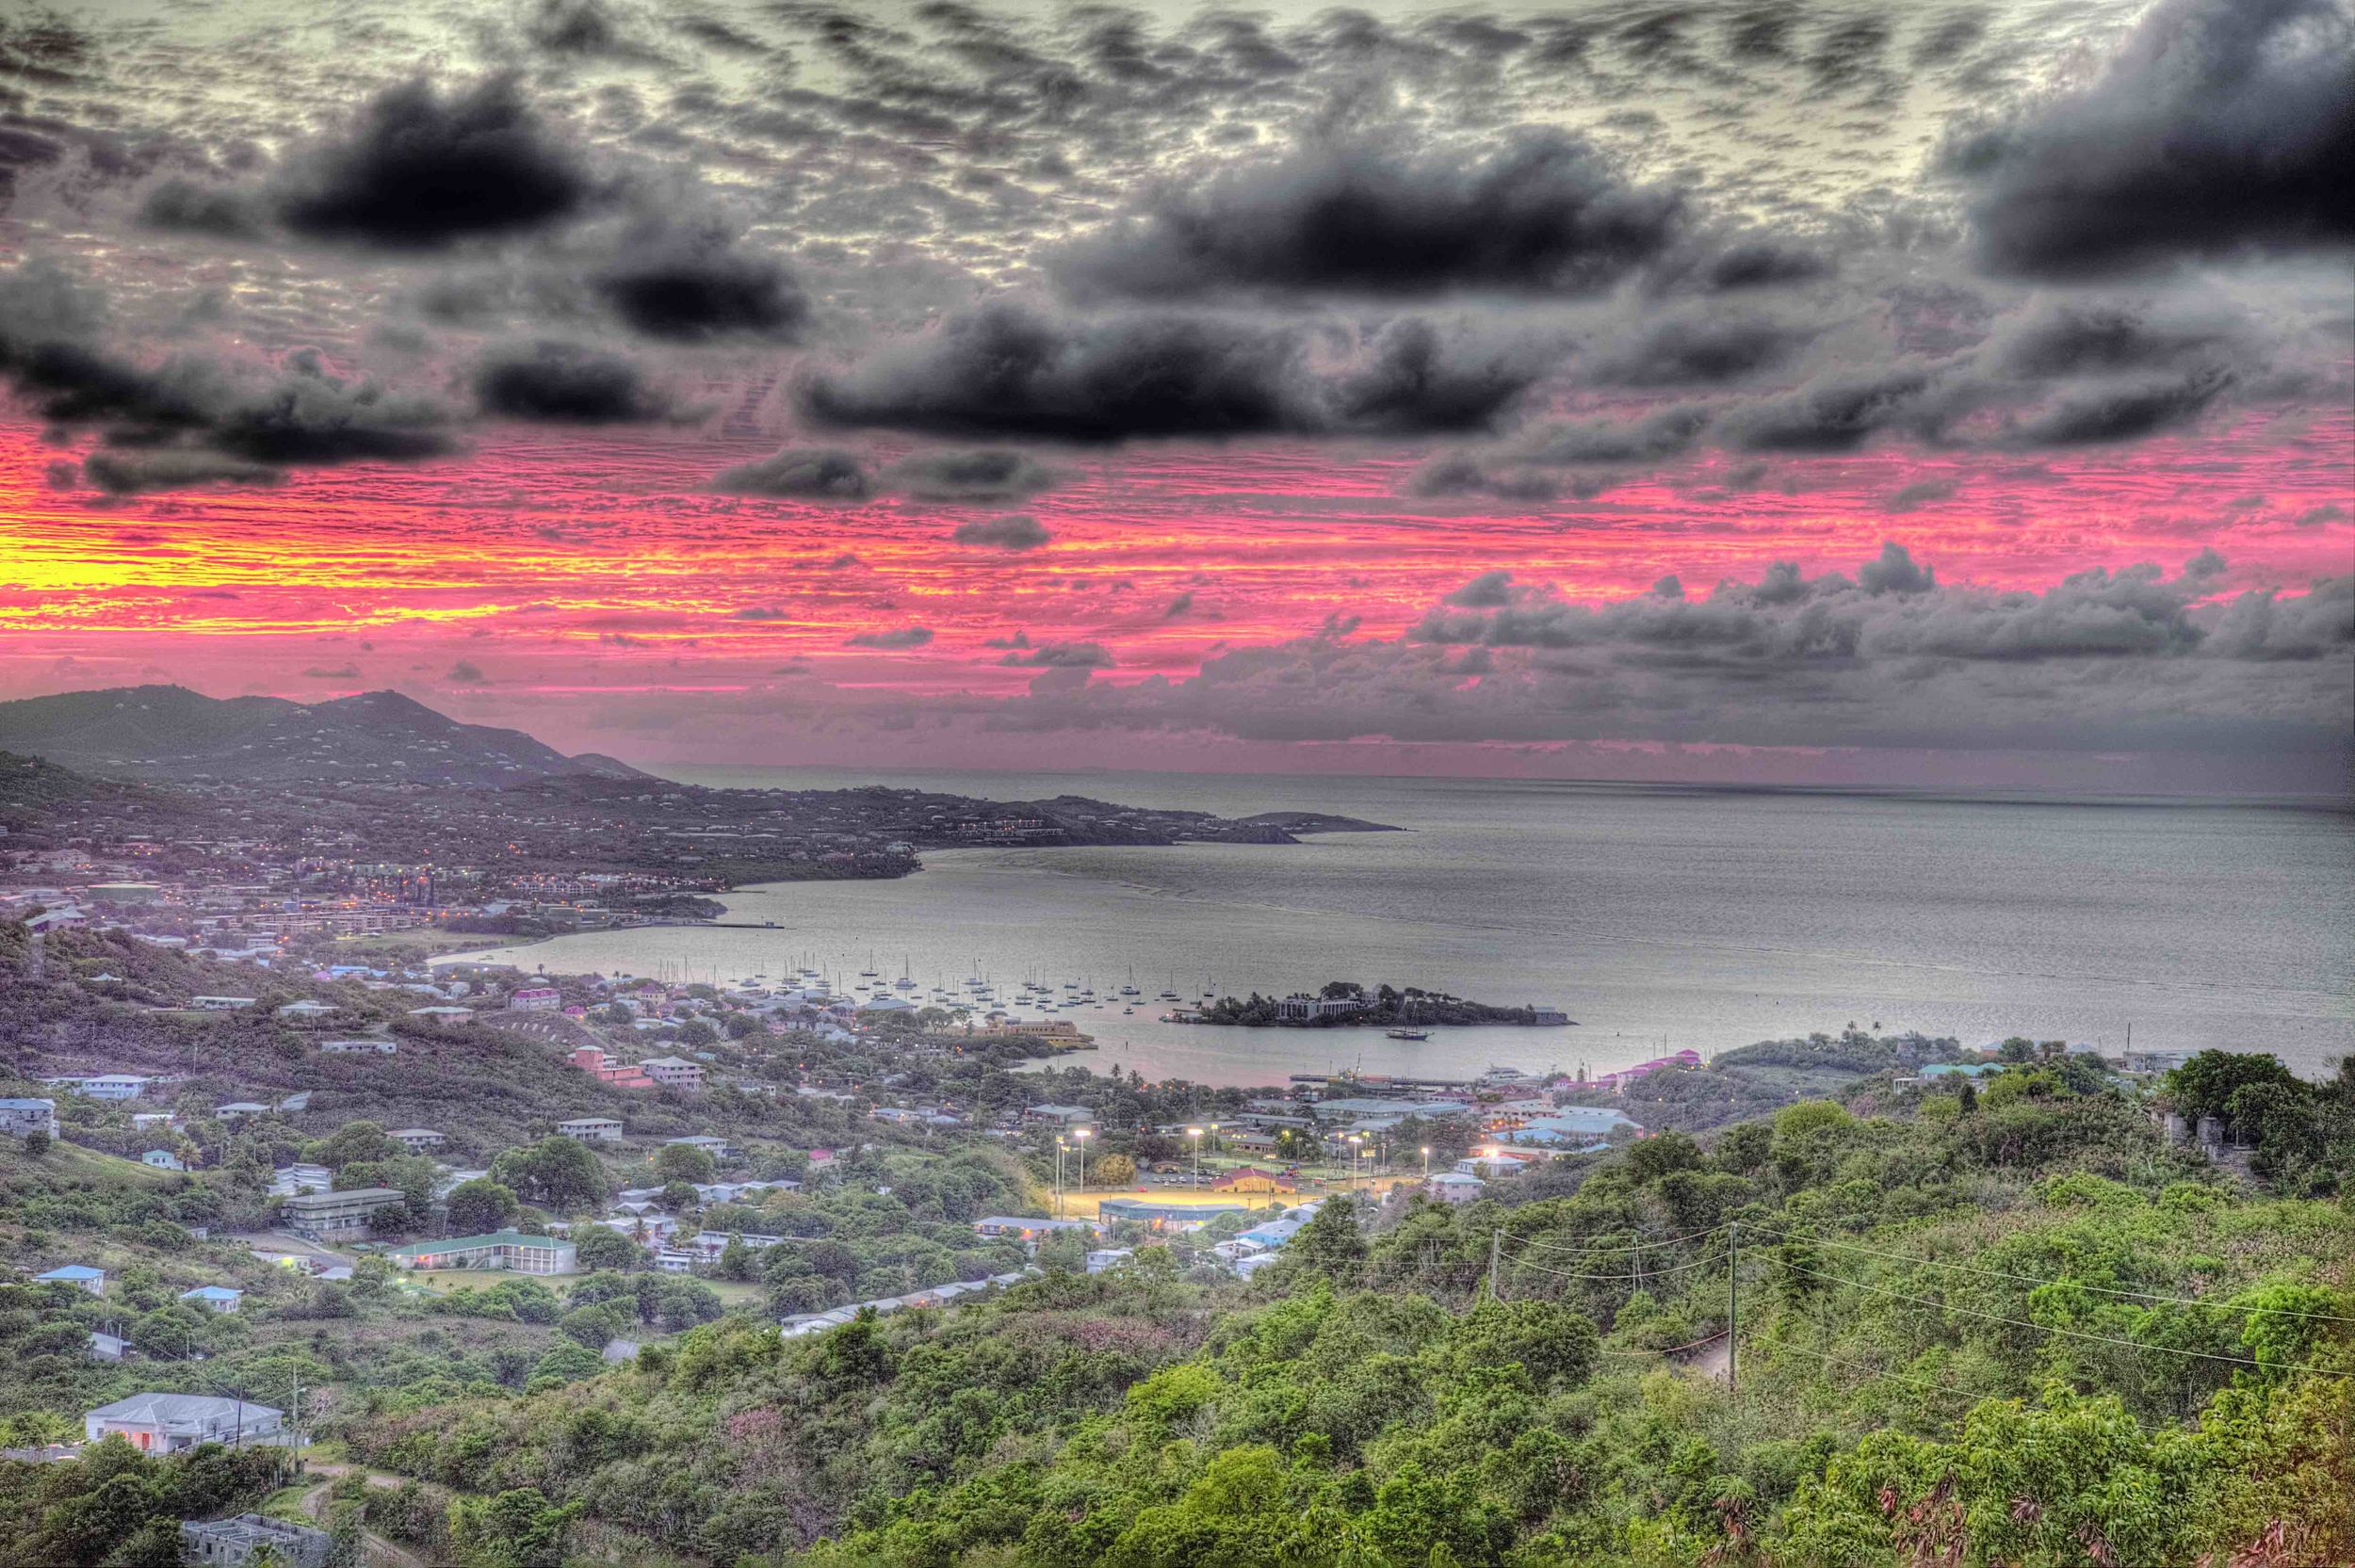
[0,0,2347,786]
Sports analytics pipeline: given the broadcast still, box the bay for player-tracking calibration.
[450,770,2355,1088]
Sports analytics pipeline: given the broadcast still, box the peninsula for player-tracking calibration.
[1178,980,1572,1028]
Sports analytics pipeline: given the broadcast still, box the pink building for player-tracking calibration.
[1591,1049,1704,1093]
[509,986,561,1011]
[570,1046,653,1089]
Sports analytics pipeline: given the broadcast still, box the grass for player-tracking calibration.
[0,1137,181,1192]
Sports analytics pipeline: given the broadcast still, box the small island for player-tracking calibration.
[1174,980,1572,1028]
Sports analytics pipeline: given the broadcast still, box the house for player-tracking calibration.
[42,1074,150,1101]
[1084,1248,1133,1274]
[1515,1107,1639,1145]
[406,1004,475,1022]
[386,1231,578,1275]
[1,1097,58,1138]
[278,1187,406,1241]
[320,1038,397,1055]
[1919,1063,2004,1081]
[180,1514,331,1568]
[1210,1166,1298,1194]
[142,1150,187,1172]
[274,1000,338,1020]
[1457,1150,1545,1177]
[213,1102,271,1121]
[653,1248,699,1273]
[666,1134,734,1159]
[640,1056,705,1092]
[1022,1104,1095,1126]
[191,995,257,1011]
[1423,1172,1486,1204]
[972,1216,1101,1241]
[88,1331,132,1363]
[569,1047,652,1089]
[179,1285,243,1314]
[557,1117,625,1143]
[388,1128,446,1154]
[508,985,561,1011]
[681,1231,783,1261]
[35,1264,106,1295]
[1233,1252,1282,1279]
[83,1393,285,1452]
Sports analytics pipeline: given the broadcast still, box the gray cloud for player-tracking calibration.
[711,446,872,499]
[1052,129,1686,300]
[881,448,1057,501]
[473,340,668,423]
[1946,0,2355,277]
[593,218,808,342]
[847,624,934,649]
[807,303,1551,443]
[1001,639,1112,667]
[950,513,1050,550]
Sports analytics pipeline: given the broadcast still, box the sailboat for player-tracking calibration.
[1119,965,1140,997]
[894,956,918,991]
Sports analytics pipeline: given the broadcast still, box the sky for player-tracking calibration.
[0,0,2348,791]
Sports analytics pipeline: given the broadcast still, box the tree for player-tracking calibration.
[654,1142,717,1184]
[572,1225,642,1271]
[448,1489,582,1568]
[22,1127,49,1156]
[678,1019,720,1048]
[311,1120,399,1172]
[1092,1153,1138,1188]
[490,1137,609,1213]
[443,1178,519,1236]
[715,1234,755,1282]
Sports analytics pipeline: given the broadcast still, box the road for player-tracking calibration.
[299,1462,427,1568]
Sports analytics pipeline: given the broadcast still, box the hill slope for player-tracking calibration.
[0,686,646,787]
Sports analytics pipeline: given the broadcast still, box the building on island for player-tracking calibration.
[180,1514,332,1568]
[1275,994,1363,1022]
[640,1055,705,1092]
[279,1187,406,1241]
[557,1117,625,1143]
[0,1097,58,1137]
[83,1394,284,1452]
[387,1231,578,1274]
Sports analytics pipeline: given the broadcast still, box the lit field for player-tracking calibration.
[1056,1178,1413,1219]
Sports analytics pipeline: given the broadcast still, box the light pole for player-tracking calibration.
[1075,1126,1091,1197]
[1186,1126,1203,1188]
[1346,1133,1362,1194]
[1207,1122,1220,1158]
[1054,1137,1065,1219]
[1421,1145,1430,1179]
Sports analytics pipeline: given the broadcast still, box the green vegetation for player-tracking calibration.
[315,1059,2350,1567]
[1196,980,1564,1028]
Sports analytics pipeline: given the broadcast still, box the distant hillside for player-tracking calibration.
[0,686,648,787]
[0,749,180,834]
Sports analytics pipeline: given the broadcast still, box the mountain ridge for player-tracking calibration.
[0,685,648,788]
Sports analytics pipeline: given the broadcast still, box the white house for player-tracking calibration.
[42,1074,151,1102]
[142,1150,187,1172]
[275,1000,338,1020]
[558,1118,625,1143]
[320,1038,397,1055]
[388,1128,446,1154]
[180,1285,243,1313]
[191,995,257,1011]
[83,1393,285,1452]
[0,1097,57,1138]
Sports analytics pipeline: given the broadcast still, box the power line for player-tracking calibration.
[1771,1257,2349,1380]
[1740,1220,2355,1326]
[1508,1222,1731,1258]
[1742,1336,1978,1402]
[1511,1249,1730,1284]
[1600,1328,1730,1359]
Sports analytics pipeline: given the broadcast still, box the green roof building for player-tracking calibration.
[387,1231,578,1275]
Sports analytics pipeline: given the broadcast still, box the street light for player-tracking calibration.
[1345,1133,1362,1194]
[1186,1126,1203,1188]
[1074,1125,1091,1195]
[1054,1137,1066,1219]
[1421,1145,1430,1179]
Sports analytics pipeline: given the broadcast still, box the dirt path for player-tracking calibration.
[299,1463,427,1568]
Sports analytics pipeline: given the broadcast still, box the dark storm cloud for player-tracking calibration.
[1886,476,1958,511]
[2006,364,2235,446]
[1689,236,1835,292]
[0,261,457,478]
[1052,129,1686,300]
[881,448,1057,501]
[805,304,1551,444]
[593,221,809,342]
[1514,405,1713,464]
[1581,309,1813,386]
[137,177,268,238]
[1399,454,1561,503]
[711,446,872,499]
[473,340,668,422]
[79,449,282,495]
[275,75,596,250]
[950,513,1051,550]
[1945,0,2355,277]
[1720,365,1949,452]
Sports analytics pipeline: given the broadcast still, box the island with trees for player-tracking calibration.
[1184,979,1571,1027]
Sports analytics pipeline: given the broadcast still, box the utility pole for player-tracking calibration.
[1487,1228,1502,1302]
[1726,1221,1739,1393]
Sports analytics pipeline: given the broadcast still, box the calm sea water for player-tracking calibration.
[453,771,2355,1089]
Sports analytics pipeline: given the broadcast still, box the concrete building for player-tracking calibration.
[279,1186,406,1241]
[179,1285,242,1313]
[1275,993,1365,1022]
[190,995,257,1011]
[180,1514,332,1568]
[388,1128,446,1154]
[640,1055,705,1092]
[141,1150,186,1172]
[320,1037,397,1054]
[557,1117,625,1143]
[569,1047,652,1089]
[41,1074,151,1101]
[387,1231,578,1274]
[508,985,562,1011]
[84,1393,284,1452]
[0,1097,57,1138]
[1422,1172,1487,1204]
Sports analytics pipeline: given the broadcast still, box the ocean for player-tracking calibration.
[451,770,2355,1089]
